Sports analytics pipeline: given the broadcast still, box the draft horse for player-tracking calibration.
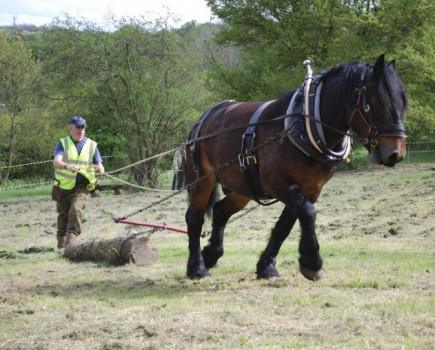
[184,54,407,280]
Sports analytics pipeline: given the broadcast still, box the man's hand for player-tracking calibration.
[66,164,80,173]
[95,163,105,174]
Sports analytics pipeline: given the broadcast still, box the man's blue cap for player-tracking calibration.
[70,116,86,127]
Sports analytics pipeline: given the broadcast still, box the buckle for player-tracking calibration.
[86,181,98,192]
[245,155,257,166]
[370,137,379,149]
[238,154,245,169]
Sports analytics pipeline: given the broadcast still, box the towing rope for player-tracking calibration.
[102,173,174,193]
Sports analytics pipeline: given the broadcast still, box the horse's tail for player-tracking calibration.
[181,147,187,188]
[205,184,220,219]
[185,164,219,220]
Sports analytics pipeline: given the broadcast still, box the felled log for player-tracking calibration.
[91,184,125,197]
[63,231,158,266]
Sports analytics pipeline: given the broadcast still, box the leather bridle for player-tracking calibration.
[347,82,406,151]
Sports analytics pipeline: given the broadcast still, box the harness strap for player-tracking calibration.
[307,76,326,153]
[188,100,232,172]
[305,76,324,154]
[239,101,278,206]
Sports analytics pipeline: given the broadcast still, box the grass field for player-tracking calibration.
[0,163,434,349]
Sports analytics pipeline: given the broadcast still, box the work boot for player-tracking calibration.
[65,233,78,246]
[57,236,66,249]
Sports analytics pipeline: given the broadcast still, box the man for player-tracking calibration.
[52,116,104,249]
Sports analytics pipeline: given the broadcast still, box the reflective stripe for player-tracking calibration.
[55,170,76,180]
[62,137,70,162]
[88,141,96,163]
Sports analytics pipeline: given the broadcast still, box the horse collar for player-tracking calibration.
[285,76,352,165]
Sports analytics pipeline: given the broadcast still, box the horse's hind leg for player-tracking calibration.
[202,193,250,269]
[185,178,216,279]
[256,206,297,279]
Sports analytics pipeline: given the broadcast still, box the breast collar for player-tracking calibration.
[284,75,352,165]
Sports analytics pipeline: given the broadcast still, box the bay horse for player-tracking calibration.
[184,54,407,280]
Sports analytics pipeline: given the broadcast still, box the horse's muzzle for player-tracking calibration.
[370,136,406,167]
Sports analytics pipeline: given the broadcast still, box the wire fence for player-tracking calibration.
[0,155,132,191]
[405,140,435,163]
[0,141,434,192]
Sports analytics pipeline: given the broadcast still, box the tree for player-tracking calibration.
[380,0,435,139]
[206,0,347,100]
[0,33,44,185]
[41,15,208,185]
[206,0,435,138]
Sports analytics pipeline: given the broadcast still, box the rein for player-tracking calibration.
[187,111,368,147]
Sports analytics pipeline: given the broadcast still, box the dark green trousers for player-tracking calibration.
[56,184,88,237]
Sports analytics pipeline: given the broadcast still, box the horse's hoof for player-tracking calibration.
[300,267,324,281]
[187,269,210,280]
[256,266,280,280]
[202,245,223,269]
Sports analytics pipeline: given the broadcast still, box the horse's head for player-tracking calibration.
[349,54,408,167]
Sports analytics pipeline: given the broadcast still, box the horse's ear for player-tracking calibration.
[387,60,396,71]
[373,54,385,80]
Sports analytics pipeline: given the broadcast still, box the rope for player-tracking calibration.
[101,173,174,193]
[105,147,180,175]
[0,159,51,169]
[115,130,285,222]
[0,180,52,191]
[407,141,435,145]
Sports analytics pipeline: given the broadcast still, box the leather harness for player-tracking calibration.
[238,101,278,206]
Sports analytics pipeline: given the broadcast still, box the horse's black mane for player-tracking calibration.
[321,61,371,97]
[278,59,407,118]
[322,60,408,113]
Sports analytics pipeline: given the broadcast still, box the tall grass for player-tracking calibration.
[0,183,51,200]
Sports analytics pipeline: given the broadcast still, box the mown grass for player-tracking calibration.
[1,236,433,349]
[0,163,434,349]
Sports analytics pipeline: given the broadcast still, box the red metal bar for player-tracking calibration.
[115,219,207,237]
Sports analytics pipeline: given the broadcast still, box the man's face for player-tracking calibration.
[69,124,86,142]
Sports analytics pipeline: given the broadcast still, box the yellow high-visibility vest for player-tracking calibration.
[54,137,97,190]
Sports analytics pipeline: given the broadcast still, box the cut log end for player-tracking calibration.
[130,236,158,266]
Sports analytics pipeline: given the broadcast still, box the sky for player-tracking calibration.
[0,0,214,27]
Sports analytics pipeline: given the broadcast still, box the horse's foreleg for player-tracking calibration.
[257,206,297,279]
[202,193,250,269]
[289,189,323,281]
[264,184,324,281]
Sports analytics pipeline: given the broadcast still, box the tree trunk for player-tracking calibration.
[63,231,158,266]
